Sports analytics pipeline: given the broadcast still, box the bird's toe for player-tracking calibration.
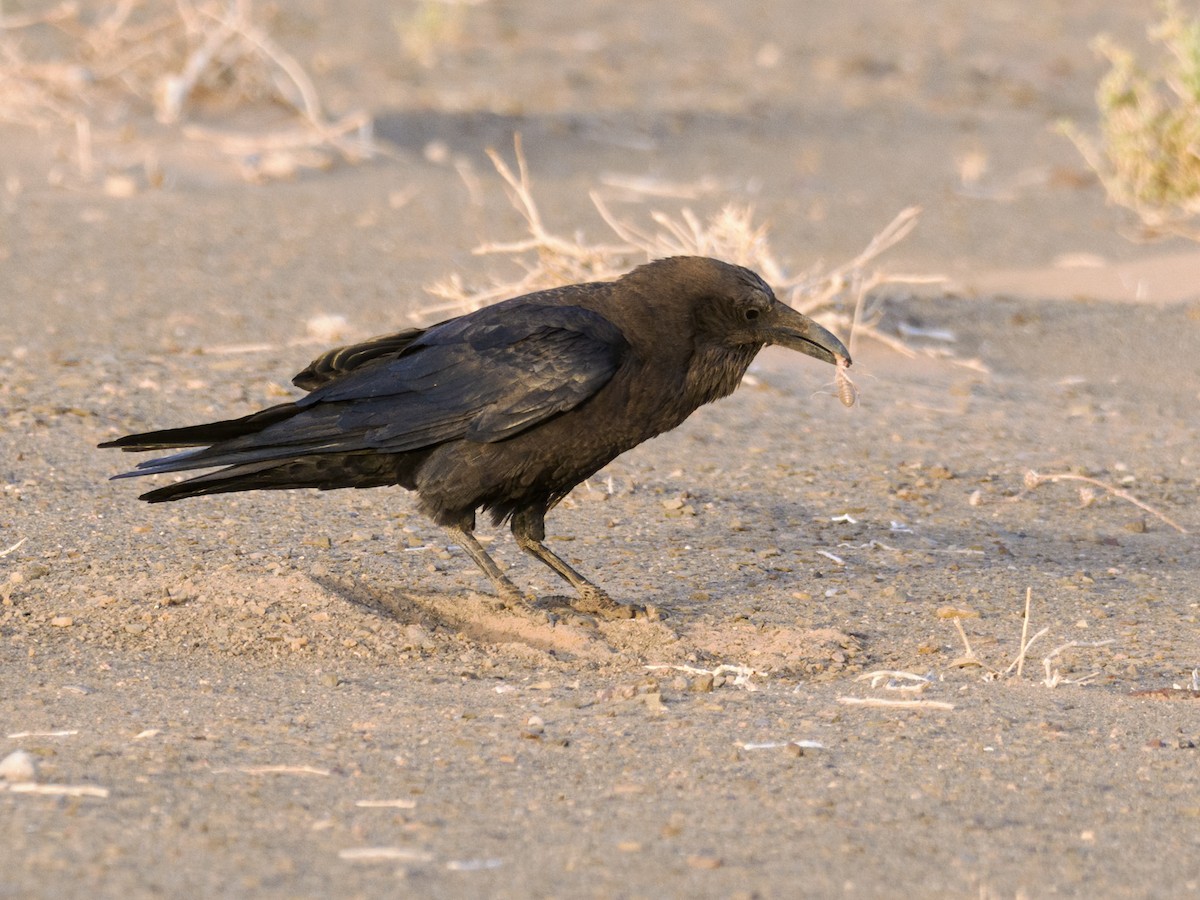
[504,596,558,626]
[639,603,666,622]
[570,586,654,621]
[478,587,552,621]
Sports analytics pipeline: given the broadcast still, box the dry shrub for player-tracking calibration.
[423,136,942,360]
[1064,1,1200,238]
[396,0,481,69]
[0,0,375,184]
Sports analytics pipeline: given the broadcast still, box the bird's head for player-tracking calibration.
[645,257,851,368]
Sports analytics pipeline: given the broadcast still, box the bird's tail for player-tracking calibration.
[98,403,297,452]
[101,401,341,501]
[133,454,402,503]
[101,399,411,502]
[99,399,353,482]
[137,460,296,502]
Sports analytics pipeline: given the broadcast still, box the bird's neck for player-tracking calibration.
[683,342,761,408]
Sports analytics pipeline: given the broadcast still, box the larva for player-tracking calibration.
[835,361,857,408]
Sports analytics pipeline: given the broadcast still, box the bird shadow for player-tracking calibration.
[371,105,787,180]
[308,572,440,627]
[308,572,628,662]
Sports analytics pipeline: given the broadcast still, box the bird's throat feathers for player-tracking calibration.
[683,341,761,408]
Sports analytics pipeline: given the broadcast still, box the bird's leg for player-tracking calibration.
[510,508,641,620]
[442,516,527,607]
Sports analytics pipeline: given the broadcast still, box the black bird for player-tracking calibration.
[101,257,850,618]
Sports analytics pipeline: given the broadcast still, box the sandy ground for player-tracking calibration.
[3,2,1199,897]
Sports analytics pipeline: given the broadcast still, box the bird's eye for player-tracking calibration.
[744,308,760,321]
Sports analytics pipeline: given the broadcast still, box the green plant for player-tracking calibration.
[1064,1,1200,237]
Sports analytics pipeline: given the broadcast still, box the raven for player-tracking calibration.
[102,256,850,618]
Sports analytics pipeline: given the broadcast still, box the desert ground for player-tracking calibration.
[2,2,1199,897]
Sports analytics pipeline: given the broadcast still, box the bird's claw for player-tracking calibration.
[486,573,661,623]
[508,598,557,626]
[570,586,660,621]
[481,588,554,624]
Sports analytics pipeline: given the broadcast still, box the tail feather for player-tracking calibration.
[139,460,287,502]
[139,453,411,503]
[115,431,368,478]
[101,401,364,479]
[102,384,423,504]
[99,402,297,451]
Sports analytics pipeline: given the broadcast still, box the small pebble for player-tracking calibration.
[689,673,715,693]
[0,749,36,782]
[306,315,349,343]
[404,624,437,651]
[641,692,667,713]
[103,174,138,197]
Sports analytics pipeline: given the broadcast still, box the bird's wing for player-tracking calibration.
[291,326,430,391]
[122,304,629,475]
[308,304,629,448]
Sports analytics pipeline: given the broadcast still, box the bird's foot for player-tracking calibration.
[484,588,557,625]
[571,585,663,621]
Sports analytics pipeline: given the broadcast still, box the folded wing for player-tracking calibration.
[104,303,630,479]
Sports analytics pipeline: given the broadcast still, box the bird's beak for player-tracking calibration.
[765,301,851,367]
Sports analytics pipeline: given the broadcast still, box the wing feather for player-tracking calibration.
[291,326,429,391]
[119,302,629,477]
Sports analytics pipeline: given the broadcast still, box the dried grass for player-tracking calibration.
[945,588,1115,688]
[836,696,955,711]
[3,782,110,798]
[1012,469,1188,534]
[212,764,331,776]
[854,670,935,692]
[421,136,945,365]
[0,0,376,184]
[1063,1,1200,239]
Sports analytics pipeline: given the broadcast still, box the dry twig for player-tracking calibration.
[855,670,935,692]
[0,538,26,559]
[836,697,955,711]
[355,799,418,809]
[942,588,1115,689]
[213,764,331,776]
[3,782,109,798]
[422,136,946,373]
[0,0,376,183]
[1042,640,1114,688]
[338,847,434,862]
[1013,470,1188,534]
